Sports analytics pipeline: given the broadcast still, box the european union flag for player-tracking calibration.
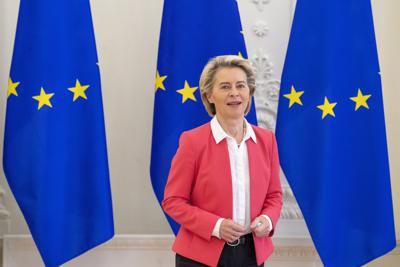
[3,0,114,266]
[150,0,257,234]
[276,0,396,266]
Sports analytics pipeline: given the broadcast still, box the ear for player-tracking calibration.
[207,93,214,104]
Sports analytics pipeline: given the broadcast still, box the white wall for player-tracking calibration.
[369,0,400,264]
[0,0,398,266]
[90,0,168,235]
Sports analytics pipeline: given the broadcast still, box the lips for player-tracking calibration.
[227,101,242,106]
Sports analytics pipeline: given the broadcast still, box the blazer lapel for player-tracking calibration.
[208,132,233,219]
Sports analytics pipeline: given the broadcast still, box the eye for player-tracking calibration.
[237,83,247,89]
[220,84,231,90]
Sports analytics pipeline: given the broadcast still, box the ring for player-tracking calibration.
[226,239,240,247]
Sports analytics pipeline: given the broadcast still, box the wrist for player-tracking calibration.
[212,218,224,239]
[260,215,273,231]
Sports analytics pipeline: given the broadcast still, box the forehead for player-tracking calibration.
[213,67,247,83]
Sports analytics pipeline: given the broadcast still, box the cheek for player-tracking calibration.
[241,91,250,101]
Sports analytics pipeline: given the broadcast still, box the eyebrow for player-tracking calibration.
[218,81,246,86]
[218,82,231,86]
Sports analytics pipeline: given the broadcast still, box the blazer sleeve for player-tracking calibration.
[162,132,220,241]
[261,132,283,236]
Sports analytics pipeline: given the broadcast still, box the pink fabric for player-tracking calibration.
[162,122,282,266]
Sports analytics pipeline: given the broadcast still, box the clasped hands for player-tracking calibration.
[219,216,271,243]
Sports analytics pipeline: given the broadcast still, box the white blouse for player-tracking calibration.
[210,117,272,238]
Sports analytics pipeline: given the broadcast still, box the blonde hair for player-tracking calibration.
[199,55,256,116]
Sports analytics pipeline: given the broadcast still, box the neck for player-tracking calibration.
[215,114,245,144]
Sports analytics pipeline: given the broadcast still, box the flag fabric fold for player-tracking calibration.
[4,0,114,266]
[150,0,257,234]
[276,0,396,266]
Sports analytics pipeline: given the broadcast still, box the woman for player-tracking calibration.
[162,55,282,267]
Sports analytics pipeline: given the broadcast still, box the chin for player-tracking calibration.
[226,111,245,119]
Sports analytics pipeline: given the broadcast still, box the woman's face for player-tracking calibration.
[208,67,250,120]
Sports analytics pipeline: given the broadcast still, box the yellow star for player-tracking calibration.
[283,85,304,107]
[32,87,55,110]
[317,97,337,119]
[68,79,89,101]
[155,71,167,92]
[238,52,244,59]
[8,78,20,97]
[176,81,198,103]
[350,89,371,111]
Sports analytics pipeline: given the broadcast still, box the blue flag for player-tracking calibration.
[276,0,396,266]
[3,0,114,266]
[150,0,257,234]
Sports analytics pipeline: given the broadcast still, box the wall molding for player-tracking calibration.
[250,0,271,12]
[0,187,10,237]
[280,183,303,220]
[3,235,399,267]
[252,20,269,38]
[251,49,280,131]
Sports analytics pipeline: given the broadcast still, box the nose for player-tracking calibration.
[229,86,240,97]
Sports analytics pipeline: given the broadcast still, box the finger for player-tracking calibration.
[221,219,233,227]
[223,234,236,243]
[255,226,265,237]
[250,217,262,228]
[256,226,270,237]
[230,230,242,239]
[221,229,240,240]
[221,232,231,242]
[220,220,237,234]
[225,219,234,225]
[231,226,245,234]
[250,221,261,231]
[252,225,264,236]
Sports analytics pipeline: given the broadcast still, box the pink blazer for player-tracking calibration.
[162,122,282,266]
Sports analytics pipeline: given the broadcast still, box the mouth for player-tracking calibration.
[227,101,242,106]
